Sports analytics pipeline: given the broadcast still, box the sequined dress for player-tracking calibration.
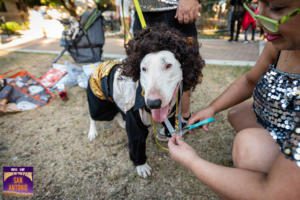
[253,62,300,167]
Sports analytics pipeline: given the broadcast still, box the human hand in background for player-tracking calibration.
[189,106,215,131]
[175,0,201,24]
[168,135,199,169]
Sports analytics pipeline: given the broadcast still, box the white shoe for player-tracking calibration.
[156,127,170,142]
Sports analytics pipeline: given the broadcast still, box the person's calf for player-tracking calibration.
[182,90,191,119]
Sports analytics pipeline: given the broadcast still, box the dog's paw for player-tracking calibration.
[136,163,152,178]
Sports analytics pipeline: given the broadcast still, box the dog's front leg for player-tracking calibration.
[126,109,152,178]
[88,117,98,141]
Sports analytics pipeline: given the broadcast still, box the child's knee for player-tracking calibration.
[232,130,253,168]
[227,107,238,125]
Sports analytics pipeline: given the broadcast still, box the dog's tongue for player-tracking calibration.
[151,105,169,123]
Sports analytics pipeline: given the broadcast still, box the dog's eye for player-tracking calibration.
[165,64,172,69]
[142,67,147,72]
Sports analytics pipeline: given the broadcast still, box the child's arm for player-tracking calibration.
[190,42,279,124]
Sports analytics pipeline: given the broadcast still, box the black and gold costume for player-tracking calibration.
[87,60,151,166]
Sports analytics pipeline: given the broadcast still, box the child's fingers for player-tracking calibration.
[188,114,200,125]
[174,135,185,145]
[203,125,209,131]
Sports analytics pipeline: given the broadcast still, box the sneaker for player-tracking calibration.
[156,127,170,142]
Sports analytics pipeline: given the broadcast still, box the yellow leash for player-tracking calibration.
[152,89,181,152]
[133,0,147,29]
[131,2,182,152]
[153,122,169,152]
[133,0,168,151]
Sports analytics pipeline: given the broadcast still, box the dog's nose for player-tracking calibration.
[146,99,162,109]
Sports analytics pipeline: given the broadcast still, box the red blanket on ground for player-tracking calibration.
[0,70,54,114]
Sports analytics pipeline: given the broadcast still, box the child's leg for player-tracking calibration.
[227,101,262,132]
[232,128,280,173]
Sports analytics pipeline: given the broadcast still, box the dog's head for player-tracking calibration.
[140,50,182,122]
[122,25,205,122]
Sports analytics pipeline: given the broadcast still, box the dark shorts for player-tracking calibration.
[87,82,119,121]
[133,9,198,38]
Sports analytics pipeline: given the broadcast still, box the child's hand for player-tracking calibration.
[168,135,199,169]
[189,106,215,131]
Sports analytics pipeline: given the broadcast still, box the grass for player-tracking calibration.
[0,52,251,199]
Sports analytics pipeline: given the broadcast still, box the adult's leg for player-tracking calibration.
[251,24,255,41]
[235,17,243,41]
[232,128,280,173]
[229,17,235,41]
[244,26,249,41]
[182,91,191,118]
[227,100,262,132]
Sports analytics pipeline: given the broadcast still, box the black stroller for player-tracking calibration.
[53,8,105,64]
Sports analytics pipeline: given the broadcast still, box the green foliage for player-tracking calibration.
[40,0,60,6]
[1,21,22,34]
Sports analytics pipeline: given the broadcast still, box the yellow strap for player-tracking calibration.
[133,0,147,29]
[152,87,181,152]
[152,121,169,152]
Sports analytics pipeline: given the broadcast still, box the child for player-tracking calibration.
[169,0,300,198]
[242,0,257,43]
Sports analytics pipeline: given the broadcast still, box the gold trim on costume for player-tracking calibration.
[89,60,121,100]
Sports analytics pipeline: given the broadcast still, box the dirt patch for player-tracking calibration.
[0,52,250,199]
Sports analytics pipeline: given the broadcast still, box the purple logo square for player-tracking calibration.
[3,166,33,196]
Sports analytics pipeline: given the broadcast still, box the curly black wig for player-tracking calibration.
[122,24,205,91]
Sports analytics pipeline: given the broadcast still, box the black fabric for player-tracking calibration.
[100,64,120,100]
[125,108,149,166]
[133,9,197,38]
[133,82,146,111]
[87,82,119,121]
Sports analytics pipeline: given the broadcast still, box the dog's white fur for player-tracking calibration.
[140,50,182,108]
[88,50,182,178]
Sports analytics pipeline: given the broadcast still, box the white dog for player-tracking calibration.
[87,51,182,178]
[86,25,203,178]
